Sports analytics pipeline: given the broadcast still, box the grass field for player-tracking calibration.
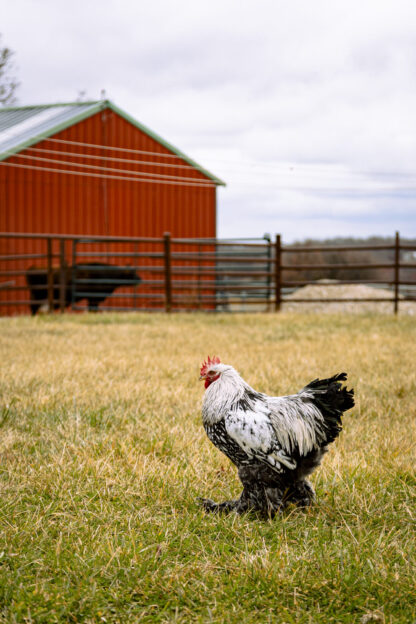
[0,312,415,623]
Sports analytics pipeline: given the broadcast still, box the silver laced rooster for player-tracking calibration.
[199,356,354,516]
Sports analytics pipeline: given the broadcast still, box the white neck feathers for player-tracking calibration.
[202,368,247,425]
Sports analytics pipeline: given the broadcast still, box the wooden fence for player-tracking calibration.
[0,231,415,315]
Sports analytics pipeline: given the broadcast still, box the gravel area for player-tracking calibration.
[282,281,416,314]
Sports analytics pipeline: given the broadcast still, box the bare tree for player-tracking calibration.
[0,35,19,106]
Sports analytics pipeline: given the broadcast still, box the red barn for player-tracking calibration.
[0,100,225,314]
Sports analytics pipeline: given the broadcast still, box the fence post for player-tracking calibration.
[164,232,172,313]
[263,233,272,311]
[197,241,202,310]
[47,238,54,313]
[274,234,281,312]
[59,239,66,313]
[394,230,400,315]
[71,239,77,310]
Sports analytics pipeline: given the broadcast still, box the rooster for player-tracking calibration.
[199,356,354,516]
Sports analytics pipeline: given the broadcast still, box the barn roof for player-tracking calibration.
[0,100,225,185]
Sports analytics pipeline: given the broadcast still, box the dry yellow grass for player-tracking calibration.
[0,312,415,623]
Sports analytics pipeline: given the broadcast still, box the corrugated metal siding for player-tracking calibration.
[0,107,217,315]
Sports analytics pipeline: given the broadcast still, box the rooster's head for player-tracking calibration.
[199,355,223,389]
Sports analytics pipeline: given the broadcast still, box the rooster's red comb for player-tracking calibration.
[200,355,221,376]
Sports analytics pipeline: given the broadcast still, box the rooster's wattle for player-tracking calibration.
[199,356,354,516]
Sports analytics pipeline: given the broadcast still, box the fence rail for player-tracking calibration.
[0,231,415,315]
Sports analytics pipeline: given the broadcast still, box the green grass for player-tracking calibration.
[0,313,415,623]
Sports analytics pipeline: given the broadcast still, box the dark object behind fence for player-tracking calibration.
[26,263,141,314]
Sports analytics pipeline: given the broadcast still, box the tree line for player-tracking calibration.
[282,236,416,284]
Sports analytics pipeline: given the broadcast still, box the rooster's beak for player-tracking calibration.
[199,375,206,381]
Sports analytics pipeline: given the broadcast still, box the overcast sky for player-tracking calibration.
[1,0,416,241]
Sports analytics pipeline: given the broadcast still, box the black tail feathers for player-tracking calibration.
[305,373,355,412]
[303,373,355,445]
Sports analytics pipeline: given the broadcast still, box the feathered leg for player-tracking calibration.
[199,482,313,517]
[263,487,287,516]
[284,479,316,507]
[199,473,315,516]
[239,465,316,515]
[238,465,286,516]
[198,484,260,514]
[199,481,271,514]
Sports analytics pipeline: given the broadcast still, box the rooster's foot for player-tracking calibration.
[197,497,238,514]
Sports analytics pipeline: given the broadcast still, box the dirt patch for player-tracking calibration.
[283,281,416,314]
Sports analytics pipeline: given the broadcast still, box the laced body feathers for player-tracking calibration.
[202,366,330,468]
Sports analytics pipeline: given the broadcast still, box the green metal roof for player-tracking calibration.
[0,100,225,185]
